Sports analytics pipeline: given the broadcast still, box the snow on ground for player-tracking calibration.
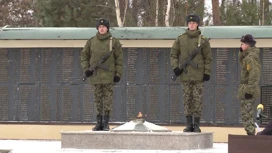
[0,140,227,153]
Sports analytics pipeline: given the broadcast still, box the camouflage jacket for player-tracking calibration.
[237,46,261,99]
[170,29,212,82]
[80,32,123,84]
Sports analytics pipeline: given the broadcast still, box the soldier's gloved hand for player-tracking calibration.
[203,74,210,81]
[245,93,253,99]
[85,69,93,77]
[113,76,120,83]
[173,67,183,76]
[239,47,243,52]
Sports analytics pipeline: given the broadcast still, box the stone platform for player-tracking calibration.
[61,130,213,150]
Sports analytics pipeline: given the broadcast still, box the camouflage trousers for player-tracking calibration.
[93,84,113,116]
[182,81,204,117]
[241,98,256,135]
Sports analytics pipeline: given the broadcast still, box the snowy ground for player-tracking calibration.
[0,140,227,153]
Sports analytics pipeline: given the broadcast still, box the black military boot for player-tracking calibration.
[193,117,201,132]
[183,116,194,132]
[247,132,255,135]
[92,114,103,131]
[247,129,256,135]
[103,115,110,131]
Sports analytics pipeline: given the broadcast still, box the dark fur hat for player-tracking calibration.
[186,14,200,25]
[240,34,256,47]
[96,18,110,31]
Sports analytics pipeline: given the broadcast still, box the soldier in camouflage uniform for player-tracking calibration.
[81,18,123,131]
[170,14,212,133]
[238,34,261,135]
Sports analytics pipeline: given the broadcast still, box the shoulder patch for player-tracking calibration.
[247,64,250,71]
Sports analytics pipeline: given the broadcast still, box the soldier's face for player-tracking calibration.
[241,42,250,51]
[98,25,108,35]
[188,22,198,30]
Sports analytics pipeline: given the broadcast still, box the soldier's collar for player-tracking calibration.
[96,32,112,40]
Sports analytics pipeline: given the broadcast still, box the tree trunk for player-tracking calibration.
[171,0,175,26]
[220,0,226,24]
[155,0,159,26]
[184,1,188,26]
[264,0,269,25]
[260,0,269,25]
[122,0,128,26]
[165,0,171,26]
[114,0,123,27]
[212,0,221,25]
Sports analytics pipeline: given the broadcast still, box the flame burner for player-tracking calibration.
[112,112,171,132]
[61,112,213,150]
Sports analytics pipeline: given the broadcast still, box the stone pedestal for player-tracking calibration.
[61,131,213,150]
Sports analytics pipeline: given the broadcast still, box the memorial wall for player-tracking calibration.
[1,47,271,125]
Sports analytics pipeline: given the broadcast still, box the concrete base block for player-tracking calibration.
[61,131,213,150]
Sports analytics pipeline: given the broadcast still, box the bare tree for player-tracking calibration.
[123,0,128,26]
[260,0,270,25]
[171,0,176,26]
[220,0,226,24]
[263,0,270,25]
[155,0,159,26]
[114,0,129,27]
[115,0,124,27]
[212,0,221,25]
[165,0,171,26]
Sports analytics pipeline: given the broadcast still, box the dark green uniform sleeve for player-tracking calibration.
[202,38,212,75]
[170,37,180,69]
[80,39,91,72]
[244,58,260,95]
[113,39,123,77]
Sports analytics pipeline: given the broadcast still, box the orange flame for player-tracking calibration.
[137,112,143,118]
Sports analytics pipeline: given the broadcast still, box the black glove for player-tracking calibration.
[239,47,243,52]
[85,69,93,77]
[245,93,253,99]
[113,76,120,83]
[203,74,210,81]
[173,67,183,76]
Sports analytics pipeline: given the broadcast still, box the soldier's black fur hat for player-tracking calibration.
[241,34,256,47]
[96,18,110,31]
[186,14,200,25]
